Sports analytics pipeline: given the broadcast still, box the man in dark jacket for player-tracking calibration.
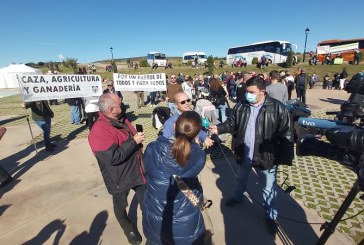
[294,69,309,104]
[88,93,146,245]
[210,76,294,235]
[236,72,252,102]
[22,100,56,152]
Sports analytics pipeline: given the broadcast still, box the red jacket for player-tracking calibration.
[88,112,145,194]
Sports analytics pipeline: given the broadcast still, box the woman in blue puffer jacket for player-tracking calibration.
[143,111,206,245]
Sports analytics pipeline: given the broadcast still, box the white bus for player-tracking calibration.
[182,52,207,65]
[226,40,294,66]
[147,52,167,67]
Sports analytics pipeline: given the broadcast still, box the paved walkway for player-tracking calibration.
[0,88,359,245]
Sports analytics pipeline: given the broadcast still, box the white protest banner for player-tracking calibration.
[329,42,359,54]
[18,75,102,102]
[113,73,166,92]
[316,45,330,54]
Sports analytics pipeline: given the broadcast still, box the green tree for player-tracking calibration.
[252,57,258,64]
[47,61,54,71]
[206,56,214,75]
[26,62,36,67]
[112,61,118,73]
[64,58,78,73]
[37,62,45,67]
[285,51,294,68]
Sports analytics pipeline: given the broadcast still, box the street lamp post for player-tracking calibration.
[110,47,114,72]
[110,47,114,63]
[303,28,310,63]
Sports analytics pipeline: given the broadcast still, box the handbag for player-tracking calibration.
[173,175,214,241]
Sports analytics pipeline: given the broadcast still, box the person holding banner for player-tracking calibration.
[88,93,146,245]
[22,101,56,152]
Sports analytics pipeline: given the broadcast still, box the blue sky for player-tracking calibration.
[0,0,363,68]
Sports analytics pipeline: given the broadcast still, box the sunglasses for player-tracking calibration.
[178,99,191,105]
[170,77,176,79]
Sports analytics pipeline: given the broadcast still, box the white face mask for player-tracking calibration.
[245,92,257,104]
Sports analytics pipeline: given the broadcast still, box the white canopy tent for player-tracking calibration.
[0,64,43,88]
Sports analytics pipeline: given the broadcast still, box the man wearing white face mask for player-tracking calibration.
[210,76,294,236]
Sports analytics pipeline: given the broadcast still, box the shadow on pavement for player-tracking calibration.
[319,97,346,105]
[0,204,11,216]
[22,219,66,245]
[69,210,108,245]
[0,115,26,125]
[0,137,69,200]
[210,143,319,245]
[66,124,88,141]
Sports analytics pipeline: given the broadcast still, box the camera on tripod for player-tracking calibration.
[296,72,364,188]
[294,72,364,244]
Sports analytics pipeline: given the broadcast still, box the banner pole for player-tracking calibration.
[23,107,38,155]
[16,74,38,155]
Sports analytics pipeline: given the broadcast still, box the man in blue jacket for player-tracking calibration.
[210,76,294,235]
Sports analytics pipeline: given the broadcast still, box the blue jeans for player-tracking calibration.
[233,164,277,220]
[217,103,227,123]
[149,91,157,105]
[35,116,52,146]
[167,102,177,115]
[70,105,80,123]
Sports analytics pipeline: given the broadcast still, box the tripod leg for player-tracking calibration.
[316,179,359,245]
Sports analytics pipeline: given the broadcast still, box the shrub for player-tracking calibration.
[252,57,258,64]
[139,59,149,67]
[297,57,302,63]
[37,62,45,67]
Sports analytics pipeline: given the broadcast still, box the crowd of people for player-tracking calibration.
[84,71,296,244]
[86,68,353,244]
[10,64,355,244]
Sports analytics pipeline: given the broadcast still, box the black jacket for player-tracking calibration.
[217,95,294,169]
[25,101,54,121]
[209,86,227,106]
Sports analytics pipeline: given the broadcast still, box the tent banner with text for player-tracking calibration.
[17,75,103,102]
[113,73,167,92]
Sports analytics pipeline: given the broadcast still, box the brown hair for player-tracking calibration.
[171,111,202,166]
[209,78,222,90]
